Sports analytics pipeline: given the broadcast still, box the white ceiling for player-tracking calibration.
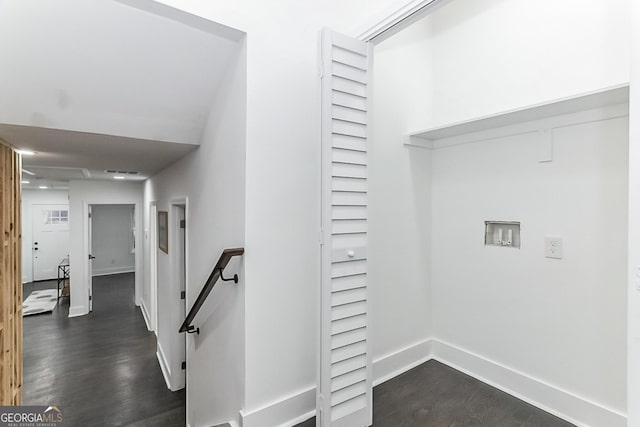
[0,124,198,189]
[0,0,240,188]
[0,0,238,145]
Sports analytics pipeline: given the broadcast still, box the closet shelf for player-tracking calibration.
[408,84,629,143]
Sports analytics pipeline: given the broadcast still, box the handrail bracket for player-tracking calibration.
[186,325,200,335]
[220,268,238,284]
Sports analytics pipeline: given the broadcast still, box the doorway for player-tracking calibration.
[32,204,69,281]
[88,203,136,312]
[171,200,187,390]
[149,203,158,334]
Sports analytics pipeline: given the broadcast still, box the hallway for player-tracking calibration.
[23,273,185,426]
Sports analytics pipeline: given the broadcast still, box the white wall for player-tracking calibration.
[91,204,135,276]
[370,20,434,381]
[21,189,69,283]
[430,111,628,424]
[372,1,631,425]
[143,40,246,426]
[68,180,143,317]
[628,1,640,426]
[427,0,631,129]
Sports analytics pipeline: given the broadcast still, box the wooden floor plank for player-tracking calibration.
[23,273,185,427]
[24,272,576,427]
[297,360,575,427]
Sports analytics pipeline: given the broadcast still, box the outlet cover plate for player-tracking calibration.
[545,236,563,259]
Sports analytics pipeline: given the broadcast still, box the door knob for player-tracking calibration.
[89,254,96,260]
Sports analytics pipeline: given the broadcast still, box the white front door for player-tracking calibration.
[319,28,372,427]
[32,204,70,281]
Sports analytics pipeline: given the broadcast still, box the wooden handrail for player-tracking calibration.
[178,247,244,334]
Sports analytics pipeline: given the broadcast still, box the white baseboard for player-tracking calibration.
[237,339,434,426]
[373,338,434,386]
[157,343,172,391]
[140,300,152,331]
[431,339,626,427]
[68,305,88,317]
[282,410,315,427]
[236,337,625,427]
[92,267,135,277]
[240,386,315,427]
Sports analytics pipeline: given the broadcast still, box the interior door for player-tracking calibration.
[319,28,372,427]
[32,204,70,281]
[88,205,94,312]
[175,204,187,388]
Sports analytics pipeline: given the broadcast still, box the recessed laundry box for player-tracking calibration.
[484,221,520,248]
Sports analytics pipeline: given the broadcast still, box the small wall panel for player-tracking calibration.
[0,139,22,405]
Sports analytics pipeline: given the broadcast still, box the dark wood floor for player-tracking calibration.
[297,360,575,427]
[23,274,574,427]
[23,273,186,427]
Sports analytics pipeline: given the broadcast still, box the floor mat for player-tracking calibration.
[23,289,58,316]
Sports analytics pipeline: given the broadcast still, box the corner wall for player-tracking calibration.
[370,19,434,382]
[142,40,246,427]
[430,111,628,425]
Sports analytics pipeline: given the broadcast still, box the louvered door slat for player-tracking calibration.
[332,342,367,365]
[333,46,368,70]
[320,28,372,427]
[332,134,367,151]
[333,77,367,98]
[333,91,368,112]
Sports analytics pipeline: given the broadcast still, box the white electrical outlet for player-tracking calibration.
[544,236,563,259]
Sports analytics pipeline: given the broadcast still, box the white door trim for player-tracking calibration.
[78,200,142,317]
[356,0,448,43]
[149,201,159,334]
[169,197,188,393]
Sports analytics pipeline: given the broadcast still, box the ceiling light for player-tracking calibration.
[22,169,36,176]
[113,176,125,180]
[39,186,48,189]
[21,180,30,184]
[17,150,35,156]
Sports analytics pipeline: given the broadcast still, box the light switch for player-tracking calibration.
[545,237,563,259]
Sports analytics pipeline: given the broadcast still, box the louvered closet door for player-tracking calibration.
[319,28,372,427]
